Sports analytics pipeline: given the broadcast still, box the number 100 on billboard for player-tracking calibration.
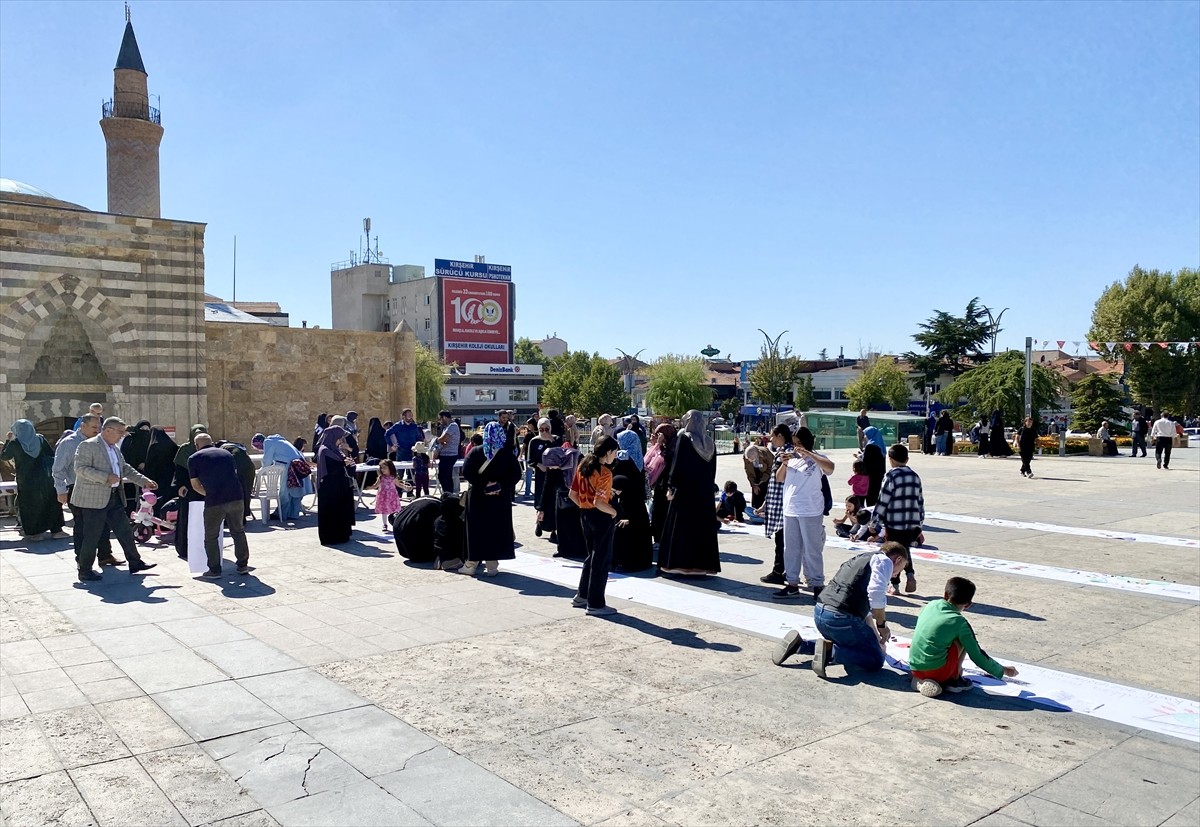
[441,277,512,365]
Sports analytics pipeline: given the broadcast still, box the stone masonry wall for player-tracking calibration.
[204,322,417,449]
[0,199,207,436]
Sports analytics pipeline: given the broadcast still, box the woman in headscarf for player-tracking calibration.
[547,444,588,558]
[120,419,154,514]
[365,417,387,462]
[658,410,720,576]
[142,427,179,496]
[934,410,954,455]
[317,425,355,545]
[563,414,579,447]
[647,422,677,543]
[262,433,312,520]
[172,424,208,560]
[611,429,652,572]
[344,411,361,461]
[537,445,565,542]
[529,418,558,536]
[860,425,888,506]
[313,413,328,455]
[759,422,793,585]
[461,421,521,576]
[591,413,616,444]
[2,420,65,539]
[743,436,773,512]
[988,409,1013,457]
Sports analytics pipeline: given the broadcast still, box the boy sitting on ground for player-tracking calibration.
[849,508,875,542]
[715,480,747,523]
[909,576,1019,697]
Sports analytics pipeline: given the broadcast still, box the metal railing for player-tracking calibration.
[102,99,161,124]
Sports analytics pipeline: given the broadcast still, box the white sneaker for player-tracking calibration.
[571,595,588,608]
[812,639,832,679]
[914,677,943,698]
[586,606,617,617]
[460,562,478,576]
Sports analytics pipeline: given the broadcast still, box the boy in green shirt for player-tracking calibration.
[909,577,1019,697]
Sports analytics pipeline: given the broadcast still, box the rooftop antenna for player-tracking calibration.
[125,2,131,23]
[362,218,370,264]
[232,235,237,301]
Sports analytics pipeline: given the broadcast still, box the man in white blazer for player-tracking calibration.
[70,417,158,582]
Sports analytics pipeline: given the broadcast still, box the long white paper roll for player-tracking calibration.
[186,501,208,574]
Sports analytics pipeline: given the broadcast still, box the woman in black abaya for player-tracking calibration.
[461,422,521,575]
[860,426,887,507]
[658,410,720,576]
[648,422,677,544]
[988,409,1013,457]
[611,430,652,572]
[317,425,355,545]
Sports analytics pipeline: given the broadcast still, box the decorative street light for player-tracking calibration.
[700,344,720,358]
[615,348,645,414]
[982,306,1008,356]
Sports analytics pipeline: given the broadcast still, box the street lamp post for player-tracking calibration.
[982,306,1009,356]
[756,329,788,425]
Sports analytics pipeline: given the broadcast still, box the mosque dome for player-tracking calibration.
[0,178,88,210]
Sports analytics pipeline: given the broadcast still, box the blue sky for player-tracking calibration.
[2,1,1197,362]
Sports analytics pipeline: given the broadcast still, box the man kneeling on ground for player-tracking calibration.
[772,541,911,677]
[909,576,1019,697]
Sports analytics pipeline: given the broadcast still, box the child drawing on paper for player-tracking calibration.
[907,576,1019,698]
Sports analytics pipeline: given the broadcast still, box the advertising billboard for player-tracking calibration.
[440,277,512,365]
[434,259,512,282]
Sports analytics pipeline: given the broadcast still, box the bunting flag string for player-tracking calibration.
[1032,340,1200,357]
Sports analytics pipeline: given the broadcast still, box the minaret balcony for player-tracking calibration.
[102,98,161,124]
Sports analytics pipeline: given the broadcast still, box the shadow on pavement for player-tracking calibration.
[322,538,394,558]
[718,552,764,565]
[75,575,178,605]
[605,613,743,652]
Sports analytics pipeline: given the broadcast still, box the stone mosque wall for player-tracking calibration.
[0,198,207,437]
[204,322,417,449]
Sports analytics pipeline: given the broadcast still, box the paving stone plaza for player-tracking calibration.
[1,447,1197,826]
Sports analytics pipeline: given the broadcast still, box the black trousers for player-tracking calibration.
[771,529,784,575]
[1131,434,1146,457]
[67,485,113,561]
[437,455,458,493]
[578,509,616,610]
[1155,437,1173,468]
[886,527,921,582]
[75,489,144,573]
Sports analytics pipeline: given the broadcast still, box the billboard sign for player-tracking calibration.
[434,259,512,282]
[441,277,511,365]
[464,363,543,376]
[739,359,759,389]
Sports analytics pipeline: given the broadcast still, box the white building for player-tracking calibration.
[532,334,568,359]
[330,260,438,348]
[445,363,543,428]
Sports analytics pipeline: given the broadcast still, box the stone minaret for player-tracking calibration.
[99,11,163,217]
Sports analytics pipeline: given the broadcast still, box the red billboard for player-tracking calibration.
[440,277,512,366]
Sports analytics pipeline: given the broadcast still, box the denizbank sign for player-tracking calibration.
[434,259,512,282]
[464,363,544,376]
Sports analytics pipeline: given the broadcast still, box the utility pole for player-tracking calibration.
[1024,336,1033,419]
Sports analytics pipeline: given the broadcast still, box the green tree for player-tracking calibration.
[513,337,549,369]
[414,344,447,422]
[793,374,815,413]
[937,350,1064,426]
[645,355,712,418]
[576,358,628,419]
[1088,266,1200,414]
[719,396,741,422]
[844,356,912,411]
[904,297,995,388]
[1069,374,1127,433]
[748,332,802,409]
[542,351,627,418]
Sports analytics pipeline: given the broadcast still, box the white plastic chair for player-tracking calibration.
[253,466,285,522]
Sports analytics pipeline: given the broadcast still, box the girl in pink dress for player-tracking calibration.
[374,460,406,530]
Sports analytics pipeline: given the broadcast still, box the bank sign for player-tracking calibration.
[464,363,544,376]
[434,259,512,282]
[441,277,512,366]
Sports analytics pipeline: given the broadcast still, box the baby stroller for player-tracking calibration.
[130,490,178,543]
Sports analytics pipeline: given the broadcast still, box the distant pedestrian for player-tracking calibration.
[1151,412,1175,470]
[1130,411,1148,458]
[188,433,252,578]
[934,411,954,455]
[461,422,521,576]
[856,409,871,450]
[770,427,833,601]
[1016,416,1037,478]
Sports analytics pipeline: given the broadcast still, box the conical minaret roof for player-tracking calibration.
[115,20,146,73]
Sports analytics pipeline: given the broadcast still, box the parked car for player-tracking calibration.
[1185,427,1200,445]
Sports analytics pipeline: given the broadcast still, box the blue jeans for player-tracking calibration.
[814,604,885,672]
[935,433,947,454]
[523,464,533,497]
